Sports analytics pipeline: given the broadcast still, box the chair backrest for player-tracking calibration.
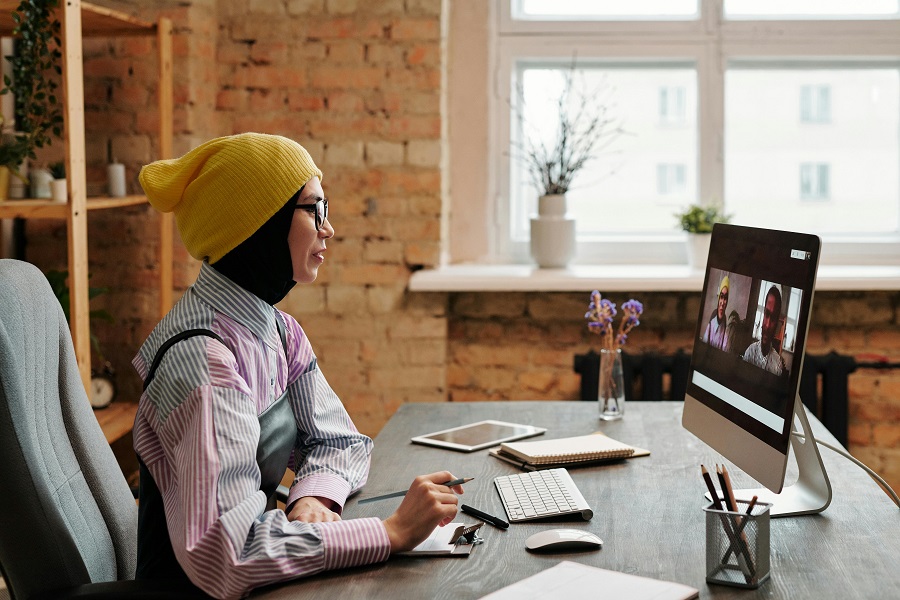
[0,259,137,599]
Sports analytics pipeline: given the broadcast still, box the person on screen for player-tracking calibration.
[702,275,732,352]
[133,133,465,599]
[743,285,787,376]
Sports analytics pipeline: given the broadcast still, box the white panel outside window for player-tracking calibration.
[725,66,898,233]
[485,0,900,266]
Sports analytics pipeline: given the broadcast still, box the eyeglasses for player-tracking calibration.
[295,198,328,231]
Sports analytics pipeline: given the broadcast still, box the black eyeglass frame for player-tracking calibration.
[295,198,328,231]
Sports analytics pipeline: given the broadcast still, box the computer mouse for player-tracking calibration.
[525,529,603,552]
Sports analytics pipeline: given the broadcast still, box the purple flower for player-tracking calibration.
[585,292,644,352]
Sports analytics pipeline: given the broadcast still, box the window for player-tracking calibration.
[800,163,830,200]
[660,86,687,125]
[658,164,687,196]
[465,1,900,266]
[800,85,831,123]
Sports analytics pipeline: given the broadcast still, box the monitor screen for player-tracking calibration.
[683,224,820,493]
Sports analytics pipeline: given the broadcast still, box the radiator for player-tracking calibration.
[573,349,878,448]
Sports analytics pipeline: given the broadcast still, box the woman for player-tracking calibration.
[133,133,463,599]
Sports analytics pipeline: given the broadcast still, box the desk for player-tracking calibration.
[252,401,899,599]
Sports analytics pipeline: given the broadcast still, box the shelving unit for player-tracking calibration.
[0,1,173,442]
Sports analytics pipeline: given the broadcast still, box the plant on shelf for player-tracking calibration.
[0,0,64,178]
[676,204,730,269]
[48,160,65,180]
[676,204,731,234]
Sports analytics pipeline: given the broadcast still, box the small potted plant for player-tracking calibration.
[676,204,731,270]
[48,160,66,203]
[0,127,30,200]
[513,62,624,268]
[0,0,64,199]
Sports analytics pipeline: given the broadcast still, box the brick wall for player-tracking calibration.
[443,290,900,490]
[20,0,899,494]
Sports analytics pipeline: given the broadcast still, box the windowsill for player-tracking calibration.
[408,263,900,292]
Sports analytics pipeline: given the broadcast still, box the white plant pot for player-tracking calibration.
[687,233,712,271]
[50,178,67,203]
[530,194,576,268]
[30,168,52,199]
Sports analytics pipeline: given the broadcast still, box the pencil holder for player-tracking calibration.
[704,500,771,589]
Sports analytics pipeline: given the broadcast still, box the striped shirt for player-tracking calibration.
[133,262,390,599]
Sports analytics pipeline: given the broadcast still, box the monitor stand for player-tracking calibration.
[734,394,832,517]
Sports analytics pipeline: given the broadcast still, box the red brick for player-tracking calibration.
[317,18,384,39]
[288,92,326,111]
[216,88,248,111]
[391,18,440,40]
[309,66,385,89]
[249,89,288,111]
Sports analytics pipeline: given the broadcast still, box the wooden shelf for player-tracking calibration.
[94,401,138,444]
[0,1,156,37]
[0,1,174,455]
[0,195,149,219]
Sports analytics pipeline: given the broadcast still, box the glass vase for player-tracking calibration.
[599,348,625,420]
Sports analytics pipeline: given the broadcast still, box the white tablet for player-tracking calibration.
[411,420,546,452]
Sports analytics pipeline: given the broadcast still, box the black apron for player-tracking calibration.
[136,316,297,589]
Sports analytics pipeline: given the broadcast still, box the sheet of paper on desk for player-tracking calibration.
[480,561,698,600]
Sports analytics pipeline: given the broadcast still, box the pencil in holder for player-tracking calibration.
[703,500,771,589]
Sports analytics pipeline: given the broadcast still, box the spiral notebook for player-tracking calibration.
[497,432,638,466]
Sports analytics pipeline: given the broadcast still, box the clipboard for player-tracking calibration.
[398,522,484,557]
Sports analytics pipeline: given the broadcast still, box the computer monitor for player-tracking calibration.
[682,223,832,517]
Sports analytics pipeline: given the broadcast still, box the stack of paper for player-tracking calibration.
[489,432,649,471]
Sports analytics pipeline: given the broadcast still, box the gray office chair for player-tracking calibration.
[0,259,203,599]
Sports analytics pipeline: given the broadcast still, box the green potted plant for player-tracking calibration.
[676,204,731,270]
[48,159,66,202]
[0,0,64,197]
[0,125,30,199]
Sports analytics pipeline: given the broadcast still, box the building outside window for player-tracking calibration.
[478,0,900,266]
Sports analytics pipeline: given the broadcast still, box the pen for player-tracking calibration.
[715,465,734,512]
[461,504,510,529]
[719,465,756,579]
[722,495,758,563]
[359,477,474,504]
[703,464,752,584]
[700,464,724,510]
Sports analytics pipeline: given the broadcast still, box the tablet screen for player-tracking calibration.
[411,420,546,452]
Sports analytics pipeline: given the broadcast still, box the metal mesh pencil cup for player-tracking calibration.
[704,500,771,589]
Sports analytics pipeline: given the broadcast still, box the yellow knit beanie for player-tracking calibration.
[139,133,323,263]
[719,275,730,294]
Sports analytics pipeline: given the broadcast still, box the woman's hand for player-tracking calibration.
[382,471,464,553]
[287,496,342,523]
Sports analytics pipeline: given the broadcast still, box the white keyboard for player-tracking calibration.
[494,468,594,522]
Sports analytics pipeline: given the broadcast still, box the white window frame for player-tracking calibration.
[471,0,900,267]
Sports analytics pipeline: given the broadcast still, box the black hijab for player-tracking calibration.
[212,188,302,305]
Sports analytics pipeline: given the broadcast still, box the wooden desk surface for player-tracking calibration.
[252,401,900,599]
